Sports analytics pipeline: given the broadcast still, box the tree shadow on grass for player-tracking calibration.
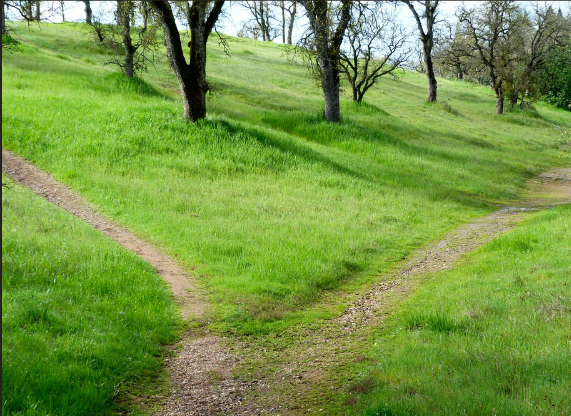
[208,118,491,209]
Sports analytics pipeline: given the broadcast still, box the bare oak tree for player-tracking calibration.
[241,1,276,41]
[459,1,525,114]
[150,1,224,122]
[111,1,159,78]
[276,1,297,44]
[299,0,352,122]
[340,2,408,103]
[401,0,439,102]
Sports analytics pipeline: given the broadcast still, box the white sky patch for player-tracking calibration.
[6,1,569,44]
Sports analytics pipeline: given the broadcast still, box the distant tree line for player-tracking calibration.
[435,2,571,113]
[3,1,570,122]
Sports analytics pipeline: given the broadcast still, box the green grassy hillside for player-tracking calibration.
[2,22,569,326]
[3,21,571,416]
[357,205,571,416]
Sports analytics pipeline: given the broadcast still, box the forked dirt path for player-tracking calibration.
[222,168,571,415]
[3,147,570,415]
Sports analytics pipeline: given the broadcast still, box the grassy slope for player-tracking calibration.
[1,177,179,416]
[355,205,571,416]
[2,21,571,416]
[2,23,570,331]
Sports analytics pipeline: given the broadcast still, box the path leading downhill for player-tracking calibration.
[2,148,248,414]
[3,147,570,415]
[2,148,204,321]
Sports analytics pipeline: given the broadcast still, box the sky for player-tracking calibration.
[7,1,467,43]
[7,1,570,44]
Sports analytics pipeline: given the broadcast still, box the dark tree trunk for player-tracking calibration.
[142,1,148,30]
[494,84,504,115]
[303,0,352,122]
[320,53,341,122]
[281,1,285,44]
[510,89,518,107]
[118,1,134,78]
[150,1,224,122]
[259,2,266,41]
[60,0,65,22]
[287,1,296,45]
[34,1,40,20]
[84,1,92,25]
[2,1,6,36]
[23,1,33,20]
[456,62,463,79]
[404,0,439,102]
[424,42,437,102]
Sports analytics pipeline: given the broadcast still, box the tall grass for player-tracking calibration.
[2,22,570,330]
[352,206,571,415]
[1,179,179,415]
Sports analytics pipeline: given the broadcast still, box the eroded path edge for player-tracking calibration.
[4,147,569,415]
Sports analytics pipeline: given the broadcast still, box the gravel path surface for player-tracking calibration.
[3,147,569,415]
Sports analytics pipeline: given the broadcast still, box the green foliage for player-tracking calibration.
[1,180,179,416]
[540,42,571,110]
[2,22,570,332]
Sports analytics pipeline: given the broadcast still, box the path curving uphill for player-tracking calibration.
[3,147,569,415]
[2,147,249,414]
[2,147,204,321]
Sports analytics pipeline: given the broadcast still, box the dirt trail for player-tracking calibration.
[3,147,569,415]
[2,148,258,414]
[2,148,204,321]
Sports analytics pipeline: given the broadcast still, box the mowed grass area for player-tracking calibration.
[349,206,571,416]
[2,22,570,332]
[1,178,179,415]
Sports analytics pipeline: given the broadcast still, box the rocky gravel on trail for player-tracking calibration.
[3,147,569,415]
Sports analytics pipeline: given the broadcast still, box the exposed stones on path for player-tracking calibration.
[3,147,569,415]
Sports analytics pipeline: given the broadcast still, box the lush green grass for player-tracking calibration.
[2,22,570,331]
[351,205,571,415]
[1,178,179,416]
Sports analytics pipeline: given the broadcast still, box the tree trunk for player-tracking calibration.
[142,1,148,30]
[259,2,266,41]
[281,1,285,44]
[118,1,134,78]
[321,61,341,122]
[456,63,463,79]
[304,1,351,122]
[60,0,65,22]
[424,40,437,102]
[287,1,296,44]
[84,1,92,25]
[494,85,504,115]
[150,1,224,122]
[23,1,33,20]
[509,89,518,107]
[34,1,40,21]
[2,1,5,36]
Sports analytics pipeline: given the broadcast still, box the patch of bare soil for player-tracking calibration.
[1,148,260,415]
[3,147,569,415]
